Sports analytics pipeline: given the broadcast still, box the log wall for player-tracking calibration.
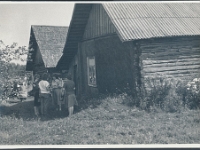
[138,36,200,84]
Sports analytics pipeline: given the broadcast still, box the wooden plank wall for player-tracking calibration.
[79,39,99,97]
[68,55,78,80]
[83,4,116,40]
[139,36,200,84]
[94,35,135,94]
[26,30,37,71]
[78,34,137,97]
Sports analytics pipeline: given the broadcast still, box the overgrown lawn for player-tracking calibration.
[0,96,199,144]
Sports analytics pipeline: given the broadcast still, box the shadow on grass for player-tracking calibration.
[0,98,71,121]
[0,94,106,121]
[0,99,35,119]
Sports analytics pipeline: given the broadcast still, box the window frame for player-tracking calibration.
[87,56,97,87]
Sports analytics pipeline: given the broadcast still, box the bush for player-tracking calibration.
[138,77,172,111]
[118,92,134,106]
[185,78,200,109]
[136,77,187,112]
[175,78,200,109]
[163,79,183,113]
[78,77,200,112]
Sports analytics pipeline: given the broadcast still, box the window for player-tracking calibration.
[87,56,97,87]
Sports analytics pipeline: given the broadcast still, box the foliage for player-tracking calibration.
[162,79,183,113]
[175,78,200,109]
[183,78,200,109]
[0,40,28,99]
[0,96,199,144]
[0,41,27,76]
[137,77,172,111]
[137,77,200,112]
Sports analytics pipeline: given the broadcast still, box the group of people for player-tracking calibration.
[33,72,78,118]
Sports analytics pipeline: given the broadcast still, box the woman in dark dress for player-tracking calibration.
[63,73,78,117]
[33,74,40,117]
[51,75,62,111]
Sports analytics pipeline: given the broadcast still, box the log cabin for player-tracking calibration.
[57,3,200,98]
[26,25,68,75]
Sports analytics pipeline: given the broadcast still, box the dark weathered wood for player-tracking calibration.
[142,73,200,81]
[142,68,200,76]
[143,57,200,65]
[140,45,200,57]
[142,65,200,73]
[140,36,200,84]
[83,4,116,40]
[143,61,200,69]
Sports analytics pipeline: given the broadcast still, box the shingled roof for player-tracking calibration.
[32,25,68,68]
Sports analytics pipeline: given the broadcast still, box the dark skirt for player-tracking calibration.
[52,88,62,105]
[34,89,40,106]
[64,94,78,108]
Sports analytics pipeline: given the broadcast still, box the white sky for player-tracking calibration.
[0,2,75,47]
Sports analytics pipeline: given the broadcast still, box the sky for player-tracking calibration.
[0,2,75,47]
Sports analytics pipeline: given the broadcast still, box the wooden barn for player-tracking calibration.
[26,25,68,75]
[57,3,200,97]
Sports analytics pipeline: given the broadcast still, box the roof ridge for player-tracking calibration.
[31,25,68,28]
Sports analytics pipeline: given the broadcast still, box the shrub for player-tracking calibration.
[175,80,188,108]
[136,77,187,112]
[163,79,183,113]
[138,77,172,111]
[118,92,134,106]
[184,78,200,109]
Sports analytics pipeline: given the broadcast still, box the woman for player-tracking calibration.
[51,74,62,111]
[33,74,40,117]
[63,73,78,117]
[38,73,51,117]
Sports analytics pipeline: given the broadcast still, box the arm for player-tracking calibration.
[58,79,63,88]
[46,82,51,91]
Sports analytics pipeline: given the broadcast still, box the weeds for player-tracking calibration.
[136,77,172,111]
[0,77,200,144]
[0,96,199,144]
[133,77,200,112]
[185,78,200,109]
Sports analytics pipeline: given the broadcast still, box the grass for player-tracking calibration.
[0,96,200,144]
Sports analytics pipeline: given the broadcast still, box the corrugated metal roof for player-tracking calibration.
[57,3,200,69]
[102,3,200,41]
[32,25,68,68]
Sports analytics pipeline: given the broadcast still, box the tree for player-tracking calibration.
[0,40,28,78]
[0,40,28,99]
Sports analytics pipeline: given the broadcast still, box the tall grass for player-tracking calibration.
[0,77,200,144]
[0,95,199,144]
[123,77,200,112]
